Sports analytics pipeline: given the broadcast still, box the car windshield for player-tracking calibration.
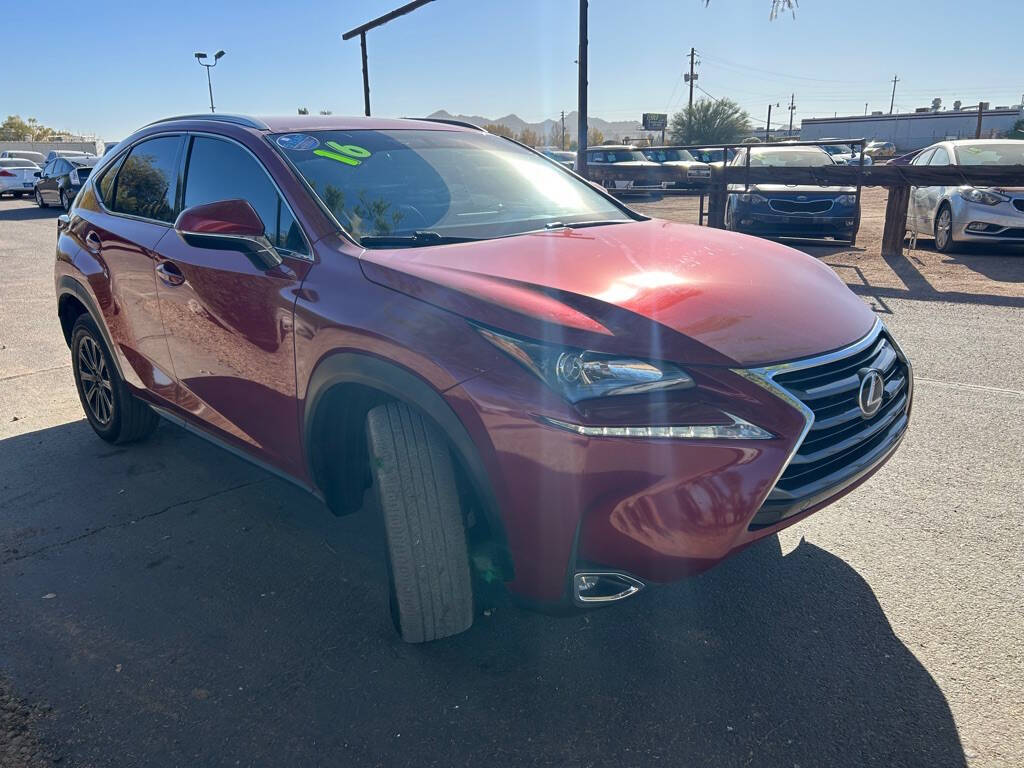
[645,149,696,162]
[823,144,853,155]
[690,149,727,163]
[0,159,36,168]
[593,150,647,162]
[740,148,834,167]
[273,129,632,244]
[954,142,1024,165]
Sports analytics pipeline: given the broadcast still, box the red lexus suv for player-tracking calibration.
[53,114,913,642]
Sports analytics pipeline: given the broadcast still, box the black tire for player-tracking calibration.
[71,314,158,444]
[934,203,959,253]
[60,189,71,211]
[366,401,473,643]
[34,188,47,208]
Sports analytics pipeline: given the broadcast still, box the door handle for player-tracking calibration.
[84,230,101,250]
[156,261,185,286]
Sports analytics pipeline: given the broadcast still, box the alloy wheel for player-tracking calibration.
[78,336,114,425]
[34,188,44,207]
[935,208,952,250]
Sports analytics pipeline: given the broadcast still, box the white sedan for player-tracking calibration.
[907,139,1024,252]
[0,158,41,198]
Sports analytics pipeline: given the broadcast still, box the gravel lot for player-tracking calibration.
[1,193,1022,767]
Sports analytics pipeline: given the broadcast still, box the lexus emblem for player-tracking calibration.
[857,369,885,418]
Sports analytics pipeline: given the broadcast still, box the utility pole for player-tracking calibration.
[561,110,566,150]
[889,74,900,115]
[787,93,796,136]
[765,102,778,142]
[975,101,984,139]
[576,0,588,175]
[685,47,697,110]
[864,102,868,116]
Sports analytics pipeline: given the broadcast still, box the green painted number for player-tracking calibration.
[314,141,372,166]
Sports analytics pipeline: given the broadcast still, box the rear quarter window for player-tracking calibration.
[110,136,183,223]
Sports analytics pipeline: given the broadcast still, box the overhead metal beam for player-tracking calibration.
[342,0,436,117]
[342,0,435,40]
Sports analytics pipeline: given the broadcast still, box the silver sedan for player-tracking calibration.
[907,139,1024,252]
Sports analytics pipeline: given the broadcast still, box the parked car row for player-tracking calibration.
[0,148,100,208]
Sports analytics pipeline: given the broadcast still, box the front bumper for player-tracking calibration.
[446,321,909,604]
[950,196,1024,243]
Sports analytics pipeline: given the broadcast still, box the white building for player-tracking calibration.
[800,106,1023,151]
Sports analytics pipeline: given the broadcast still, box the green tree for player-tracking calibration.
[483,123,514,138]
[516,128,540,147]
[0,115,58,141]
[587,127,604,146]
[669,99,751,145]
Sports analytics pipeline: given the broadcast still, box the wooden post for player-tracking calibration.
[881,185,910,258]
[707,165,727,229]
[360,33,370,117]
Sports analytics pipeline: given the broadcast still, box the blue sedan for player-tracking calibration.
[725,145,860,243]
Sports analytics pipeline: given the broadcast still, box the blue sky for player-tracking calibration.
[6,0,1024,140]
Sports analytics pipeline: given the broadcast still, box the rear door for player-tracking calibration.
[152,133,313,477]
[80,135,184,401]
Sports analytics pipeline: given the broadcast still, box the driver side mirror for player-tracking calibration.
[174,199,282,270]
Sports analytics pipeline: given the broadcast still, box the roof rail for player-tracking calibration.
[406,117,487,132]
[143,114,269,130]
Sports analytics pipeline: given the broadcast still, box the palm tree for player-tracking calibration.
[669,99,751,145]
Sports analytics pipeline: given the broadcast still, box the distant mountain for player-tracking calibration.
[426,109,644,143]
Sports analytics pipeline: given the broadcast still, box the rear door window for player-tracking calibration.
[110,136,183,223]
[182,136,307,255]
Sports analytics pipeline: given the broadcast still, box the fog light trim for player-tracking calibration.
[574,572,645,603]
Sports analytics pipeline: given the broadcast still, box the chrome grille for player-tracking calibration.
[749,326,911,529]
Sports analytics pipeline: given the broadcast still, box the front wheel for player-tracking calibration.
[366,401,473,643]
[71,315,159,443]
[34,188,47,208]
[60,189,71,211]
[934,204,960,253]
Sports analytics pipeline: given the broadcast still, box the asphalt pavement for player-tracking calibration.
[1,197,1021,767]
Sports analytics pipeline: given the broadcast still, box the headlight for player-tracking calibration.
[478,327,695,402]
[959,187,1006,206]
[477,326,773,440]
[738,193,767,204]
[836,194,858,205]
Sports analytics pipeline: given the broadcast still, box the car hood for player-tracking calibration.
[358,219,875,367]
[733,183,857,194]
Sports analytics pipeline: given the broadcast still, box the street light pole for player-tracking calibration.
[194,50,226,113]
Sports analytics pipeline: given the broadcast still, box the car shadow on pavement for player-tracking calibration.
[0,204,61,222]
[0,420,966,767]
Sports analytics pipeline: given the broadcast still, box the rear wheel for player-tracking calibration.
[366,401,473,643]
[934,203,960,253]
[71,315,158,444]
[60,189,71,211]
[34,188,47,208]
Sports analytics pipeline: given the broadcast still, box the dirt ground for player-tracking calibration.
[631,187,1024,309]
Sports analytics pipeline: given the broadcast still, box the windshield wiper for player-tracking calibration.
[358,231,481,247]
[544,219,629,230]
